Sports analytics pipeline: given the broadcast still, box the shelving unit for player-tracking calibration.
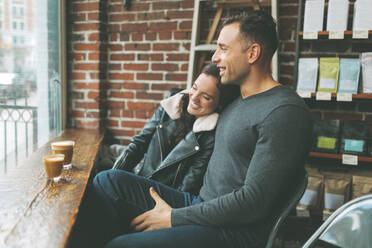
[309,93,372,99]
[299,30,372,36]
[309,152,372,163]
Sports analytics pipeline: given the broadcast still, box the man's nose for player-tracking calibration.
[212,50,219,63]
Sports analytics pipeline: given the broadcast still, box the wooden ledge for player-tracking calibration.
[0,129,104,248]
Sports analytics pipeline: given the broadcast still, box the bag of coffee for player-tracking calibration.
[352,175,372,199]
[338,58,360,94]
[361,52,372,93]
[323,174,351,220]
[297,172,324,217]
[312,120,341,154]
[297,58,319,93]
[340,120,369,155]
[318,57,340,93]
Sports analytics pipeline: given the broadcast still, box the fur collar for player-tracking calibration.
[160,89,219,133]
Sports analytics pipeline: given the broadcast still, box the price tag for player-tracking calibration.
[316,92,332,101]
[297,91,312,98]
[329,31,344,39]
[336,93,352,102]
[342,154,358,166]
[303,31,318,40]
[353,30,369,39]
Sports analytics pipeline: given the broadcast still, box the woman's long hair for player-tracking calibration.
[171,63,240,145]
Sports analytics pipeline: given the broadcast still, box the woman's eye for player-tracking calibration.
[203,96,211,101]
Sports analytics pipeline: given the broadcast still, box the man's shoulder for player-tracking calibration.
[268,85,308,109]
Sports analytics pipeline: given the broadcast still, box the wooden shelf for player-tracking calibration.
[309,152,372,163]
[309,93,372,99]
[299,30,372,36]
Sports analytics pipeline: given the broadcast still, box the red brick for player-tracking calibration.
[109,63,121,70]
[72,92,84,99]
[136,92,164,100]
[130,3,150,11]
[109,73,134,80]
[73,23,100,32]
[122,120,146,128]
[110,44,123,51]
[151,83,185,91]
[109,109,121,117]
[72,110,85,118]
[279,17,297,31]
[75,101,99,109]
[132,33,143,41]
[72,13,86,22]
[166,10,193,19]
[165,73,187,81]
[108,83,121,89]
[123,82,149,90]
[87,111,99,118]
[74,63,100,71]
[110,53,135,61]
[181,63,188,71]
[159,32,172,40]
[109,13,136,22]
[109,90,135,98]
[135,110,149,119]
[110,129,135,137]
[121,23,148,32]
[149,22,177,32]
[174,31,191,40]
[137,53,163,61]
[88,91,99,99]
[75,120,99,129]
[153,1,180,10]
[182,42,190,51]
[72,53,86,61]
[122,110,134,118]
[179,21,192,30]
[90,72,106,80]
[108,120,119,127]
[88,53,100,60]
[127,101,154,110]
[88,33,100,41]
[137,73,163,80]
[107,101,125,108]
[74,82,100,90]
[110,33,118,41]
[151,63,178,71]
[166,53,189,61]
[145,32,157,41]
[137,12,165,21]
[109,4,124,12]
[181,0,194,9]
[124,63,149,71]
[73,2,100,12]
[74,43,99,51]
[88,13,99,21]
[125,43,151,51]
[153,43,179,51]
[109,24,121,32]
[71,72,86,80]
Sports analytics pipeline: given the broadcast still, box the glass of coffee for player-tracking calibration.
[51,141,75,170]
[43,154,65,183]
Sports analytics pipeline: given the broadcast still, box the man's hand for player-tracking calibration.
[130,187,172,232]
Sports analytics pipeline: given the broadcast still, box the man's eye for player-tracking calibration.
[203,96,211,101]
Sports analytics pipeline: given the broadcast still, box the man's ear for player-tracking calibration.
[247,43,261,64]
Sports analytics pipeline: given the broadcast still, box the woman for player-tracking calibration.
[112,63,239,195]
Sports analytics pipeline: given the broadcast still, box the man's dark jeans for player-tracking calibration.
[89,170,229,248]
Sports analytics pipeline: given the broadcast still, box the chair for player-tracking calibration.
[265,174,308,248]
[302,194,372,248]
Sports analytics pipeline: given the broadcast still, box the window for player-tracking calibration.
[13,6,16,15]
[20,7,24,15]
[0,0,64,174]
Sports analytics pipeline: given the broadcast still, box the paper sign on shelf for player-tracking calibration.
[316,92,332,101]
[297,91,312,98]
[303,31,318,40]
[336,93,352,102]
[353,30,369,39]
[342,154,358,165]
[329,31,344,39]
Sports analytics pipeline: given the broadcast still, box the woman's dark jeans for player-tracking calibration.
[87,170,229,248]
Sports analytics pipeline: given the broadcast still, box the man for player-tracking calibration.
[88,11,312,248]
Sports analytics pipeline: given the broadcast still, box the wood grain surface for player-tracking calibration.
[0,129,103,248]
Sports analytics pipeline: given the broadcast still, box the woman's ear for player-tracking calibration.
[247,43,261,64]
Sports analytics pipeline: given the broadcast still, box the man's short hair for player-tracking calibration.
[223,10,278,63]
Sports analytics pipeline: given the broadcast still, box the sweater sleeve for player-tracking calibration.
[171,105,312,227]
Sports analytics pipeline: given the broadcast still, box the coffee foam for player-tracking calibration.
[51,140,75,149]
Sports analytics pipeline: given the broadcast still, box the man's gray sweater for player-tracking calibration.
[171,85,313,247]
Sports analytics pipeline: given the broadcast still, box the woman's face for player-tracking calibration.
[187,73,220,117]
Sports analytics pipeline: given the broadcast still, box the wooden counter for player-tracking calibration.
[0,129,104,248]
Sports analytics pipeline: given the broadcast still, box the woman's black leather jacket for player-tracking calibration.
[112,89,215,195]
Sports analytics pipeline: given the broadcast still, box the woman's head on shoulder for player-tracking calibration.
[187,63,240,117]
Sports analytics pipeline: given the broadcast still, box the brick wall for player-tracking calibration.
[66,0,372,144]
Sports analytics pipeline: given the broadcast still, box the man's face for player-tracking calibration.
[212,23,251,85]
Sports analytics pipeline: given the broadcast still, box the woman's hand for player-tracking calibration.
[130,187,172,232]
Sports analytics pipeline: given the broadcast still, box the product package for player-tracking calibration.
[352,175,372,199]
[312,120,341,154]
[297,171,324,217]
[303,0,325,32]
[323,174,351,220]
[338,58,360,94]
[340,120,369,155]
[353,0,372,31]
[361,52,372,93]
[327,0,349,31]
[297,58,319,93]
[318,57,340,93]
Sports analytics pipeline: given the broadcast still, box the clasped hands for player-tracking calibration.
[130,187,172,232]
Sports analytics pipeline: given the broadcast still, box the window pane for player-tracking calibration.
[0,0,61,174]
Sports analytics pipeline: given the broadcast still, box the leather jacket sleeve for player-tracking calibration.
[112,106,164,171]
[177,131,215,195]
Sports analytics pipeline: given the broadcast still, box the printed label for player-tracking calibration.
[336,93,352,102]
[317,136,336,149]
[342,154,358,166]
[316,92,332,101]
[353,30,369,39]
[303,31,318,40]
[297,91,312,98]
[329,31,344,39]
[344,139,364,152]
